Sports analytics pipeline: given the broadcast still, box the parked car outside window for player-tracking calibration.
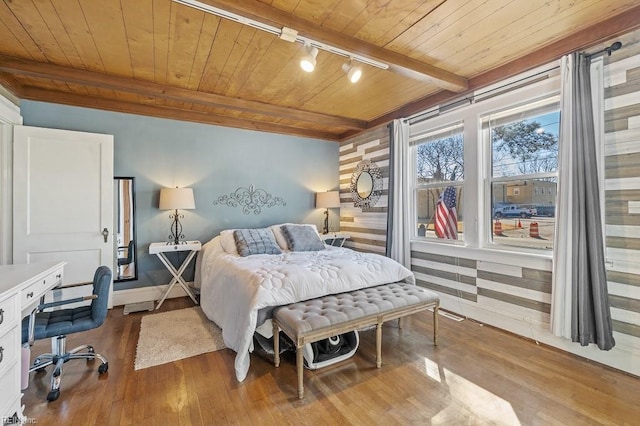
[493,204,537,219]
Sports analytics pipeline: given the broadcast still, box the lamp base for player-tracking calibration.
[168,210,186,244]
[322,209,329,235]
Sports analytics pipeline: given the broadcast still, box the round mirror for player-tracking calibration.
[350,160,382,209]
[357,172,373,198]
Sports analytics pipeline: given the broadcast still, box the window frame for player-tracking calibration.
[481,94,560,252]
[410,121,466,244]
[407,67,561,256]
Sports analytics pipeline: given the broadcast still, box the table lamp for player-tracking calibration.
[159,187,195,244]
[316,190,340,234]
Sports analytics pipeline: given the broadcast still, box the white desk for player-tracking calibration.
[0,261,65,422]
[149,241,201,310]
[320,233,351,247]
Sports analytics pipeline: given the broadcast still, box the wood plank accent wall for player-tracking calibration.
[412,250,553,326]
[339,29,640,348]
[339,125,389,254]
[603,29,640,340]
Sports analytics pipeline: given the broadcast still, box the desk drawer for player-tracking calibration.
[21,268,63,309]
[0,293,19,338]
[0,357,20,419]
[0,325,19,377]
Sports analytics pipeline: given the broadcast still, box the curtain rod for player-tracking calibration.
[402,40,623,127]
[586,41,622,59]
[404,64,560,125]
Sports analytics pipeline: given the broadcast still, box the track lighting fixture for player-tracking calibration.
[342,59,363,83]
[173,0,390,81]
[300,44,319,73]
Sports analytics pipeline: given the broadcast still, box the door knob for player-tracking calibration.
[102,228,109,243]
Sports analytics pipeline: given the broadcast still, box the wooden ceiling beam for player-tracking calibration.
[0,54,365,130]
[0,72,24,99]
[20,86,340,141]
[187,0,469,93]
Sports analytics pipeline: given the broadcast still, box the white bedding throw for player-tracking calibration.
[197,236,415,382]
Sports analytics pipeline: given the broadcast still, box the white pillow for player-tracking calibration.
[219,229,239,255]
[270,223,319,250]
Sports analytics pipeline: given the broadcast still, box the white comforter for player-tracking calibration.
[196,236,414,382]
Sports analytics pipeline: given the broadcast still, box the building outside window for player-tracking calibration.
[482,96,560,249]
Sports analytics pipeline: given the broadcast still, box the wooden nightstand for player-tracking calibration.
[320,233,350,247]
[149,241,201,310]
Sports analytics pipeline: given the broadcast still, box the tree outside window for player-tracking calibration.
[485,98,560,250]
[414,123,464,240]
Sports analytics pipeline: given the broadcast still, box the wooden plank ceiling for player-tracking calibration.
[1,0,639,141]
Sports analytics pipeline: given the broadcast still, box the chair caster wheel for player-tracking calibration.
[47,389,60,401]
[98,362,108,374]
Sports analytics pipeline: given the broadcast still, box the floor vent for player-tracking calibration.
[428,308,465,322]
[123,301,155,315]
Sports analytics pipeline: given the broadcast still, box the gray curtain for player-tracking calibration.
[569,52,615,350]
[386,119,411,267]
[386,122,395,258]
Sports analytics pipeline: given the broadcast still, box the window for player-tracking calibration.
[483,96,560,250]
[406,65,560,254]
[413,122,464,241]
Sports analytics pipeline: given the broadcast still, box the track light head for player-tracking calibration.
[342,59,362,83]
[300,44,318,72]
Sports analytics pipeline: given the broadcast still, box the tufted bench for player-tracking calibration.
[272,282,439,398]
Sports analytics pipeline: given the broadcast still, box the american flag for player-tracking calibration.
[434,186,458,239]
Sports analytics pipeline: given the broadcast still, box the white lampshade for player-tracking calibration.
[316,191,340,208]
[159,187,196,210]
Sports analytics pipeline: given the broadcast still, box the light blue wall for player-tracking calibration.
[20,101,339,290]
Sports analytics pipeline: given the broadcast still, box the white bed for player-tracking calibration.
[194,225,414,382]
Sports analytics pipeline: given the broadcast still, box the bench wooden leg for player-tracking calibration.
[376,322,383,368]
[433,305,439,346]
[273,321,280,367]
[296,345,304,399]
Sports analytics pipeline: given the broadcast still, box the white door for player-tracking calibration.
[13,126,114,307]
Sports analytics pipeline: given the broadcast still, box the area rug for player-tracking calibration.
[134,306,225,370]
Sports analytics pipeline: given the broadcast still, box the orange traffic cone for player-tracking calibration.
[530,222,540,238]
[494,220,503,236]
[517,219,522,228]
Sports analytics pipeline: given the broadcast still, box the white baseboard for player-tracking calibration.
[112,281,196,307]
[439,294,640,377]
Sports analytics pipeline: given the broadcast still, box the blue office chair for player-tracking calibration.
[22,266,112,401]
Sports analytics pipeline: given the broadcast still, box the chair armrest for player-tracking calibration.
[49,280,92,296]
[39,294,97,311]
[56,280,93,289]
[27,294,97,345]
[27,307,38,345]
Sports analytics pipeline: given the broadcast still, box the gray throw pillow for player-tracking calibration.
[281,224,325,251]
[233,228,282,257]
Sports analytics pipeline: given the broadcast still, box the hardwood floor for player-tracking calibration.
[22,297,639,425]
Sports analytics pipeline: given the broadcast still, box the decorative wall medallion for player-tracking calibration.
[350,160,383,209]
[213,184,286,215]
